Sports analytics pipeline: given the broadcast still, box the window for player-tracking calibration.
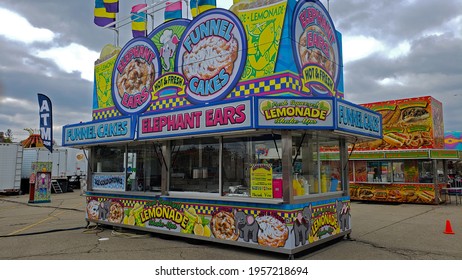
[170,137,219,193]
[92,146,125,173]
[126,143,163,192]
[293,133,341,196]
[366,161,391,182]
[222,134,282,198]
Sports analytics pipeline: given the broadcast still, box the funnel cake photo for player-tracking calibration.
[210,210,239,241]
[182,36,238,81]
[256,215,288,247]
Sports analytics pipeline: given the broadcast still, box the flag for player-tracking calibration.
[198,0,216,14]
[131,4,148,37]
[37,93,53,153]
[94,0,116,27]
[190,0,198,17]
[165,1,182,22]
[103,0,119,13]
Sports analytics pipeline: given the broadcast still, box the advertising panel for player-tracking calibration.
[90,1,346,123]
[62,116,135,146]
[33,172,51,203]
[336,99,382,139]
[92,174,125,191]
[292,0,340,97]
[256,97,334,129]
[359,96,442,150]
[445,131,462,150]
[138,99,252,139]
[85,195,350,250]
[350,183,436,204]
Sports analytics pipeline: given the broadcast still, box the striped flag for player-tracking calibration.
[103,0,119,13]
[190,0,198,18]
[165,1,182,22]
[198,0,216,14]
[94,0,116,27]
[131,4,148,37]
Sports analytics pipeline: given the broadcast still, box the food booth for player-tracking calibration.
[345,96,456,204]
[62,0,382,255]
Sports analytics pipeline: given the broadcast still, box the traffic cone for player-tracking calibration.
[444,219,455,234]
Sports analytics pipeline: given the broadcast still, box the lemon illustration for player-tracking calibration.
[203,225,211,237]
[128,215,135,225]
[123,216,129,224]
[318,101,331,116]
[259,100,273,115]
[194,223,204,236]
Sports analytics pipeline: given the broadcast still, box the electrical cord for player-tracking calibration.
[0,226,86,238]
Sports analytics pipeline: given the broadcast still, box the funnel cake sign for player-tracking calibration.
[176,9,247,104]
[292,0,340,97]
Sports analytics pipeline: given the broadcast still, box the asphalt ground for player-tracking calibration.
[0,190,461,260]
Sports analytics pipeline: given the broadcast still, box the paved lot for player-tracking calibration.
[0,191,461,260]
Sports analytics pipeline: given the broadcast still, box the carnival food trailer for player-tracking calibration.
[62,0,382,255]
[346,96,455,204]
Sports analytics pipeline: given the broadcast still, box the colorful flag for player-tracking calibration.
[165,1,182,22]
[37,93,53,153]
[131,4,148,37]
[94,0,116,27]
[198,0,216,14]
[190,0,198,17]
[103,0,119,13]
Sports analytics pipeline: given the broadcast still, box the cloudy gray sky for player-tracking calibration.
[0,0,461,144]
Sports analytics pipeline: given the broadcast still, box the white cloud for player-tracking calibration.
[377,77,404,86]
[342,35,384,63]
[387,41,411,59]
[0,7,55,43]
[34,43,99,81]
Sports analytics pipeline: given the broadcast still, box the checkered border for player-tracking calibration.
[92,73,303,120]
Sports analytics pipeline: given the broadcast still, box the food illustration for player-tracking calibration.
[351,186,435,204]
[210,210,239,241]
[86,199,100,220]
[256,214,288,247]
[182,206,211,237]
[123,202,143,226]
[108,201,124,223]
[182,36,238,81]
[298,25,336,79]
[358,97,439,150]
[116,58,154,97]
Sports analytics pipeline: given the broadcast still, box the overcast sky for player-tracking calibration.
[0,0,461,144]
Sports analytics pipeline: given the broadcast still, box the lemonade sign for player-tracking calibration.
[257,98,334,128]
[237,0,287,80]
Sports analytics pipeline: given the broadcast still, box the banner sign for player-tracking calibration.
[336,99,382,139]
[62,116,134,146]
[138,99,252,139]
[92,174,125,191]
[37,93,53,153]
[256,97,334,129]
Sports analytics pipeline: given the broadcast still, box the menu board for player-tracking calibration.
[250,164,273,198]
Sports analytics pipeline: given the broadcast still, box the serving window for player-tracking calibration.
[349,159,446,184]
[169,137,219,193]
[292,133,342,197]
[88,131,348,201]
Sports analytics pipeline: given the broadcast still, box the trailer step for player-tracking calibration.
[51,180,63,194]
